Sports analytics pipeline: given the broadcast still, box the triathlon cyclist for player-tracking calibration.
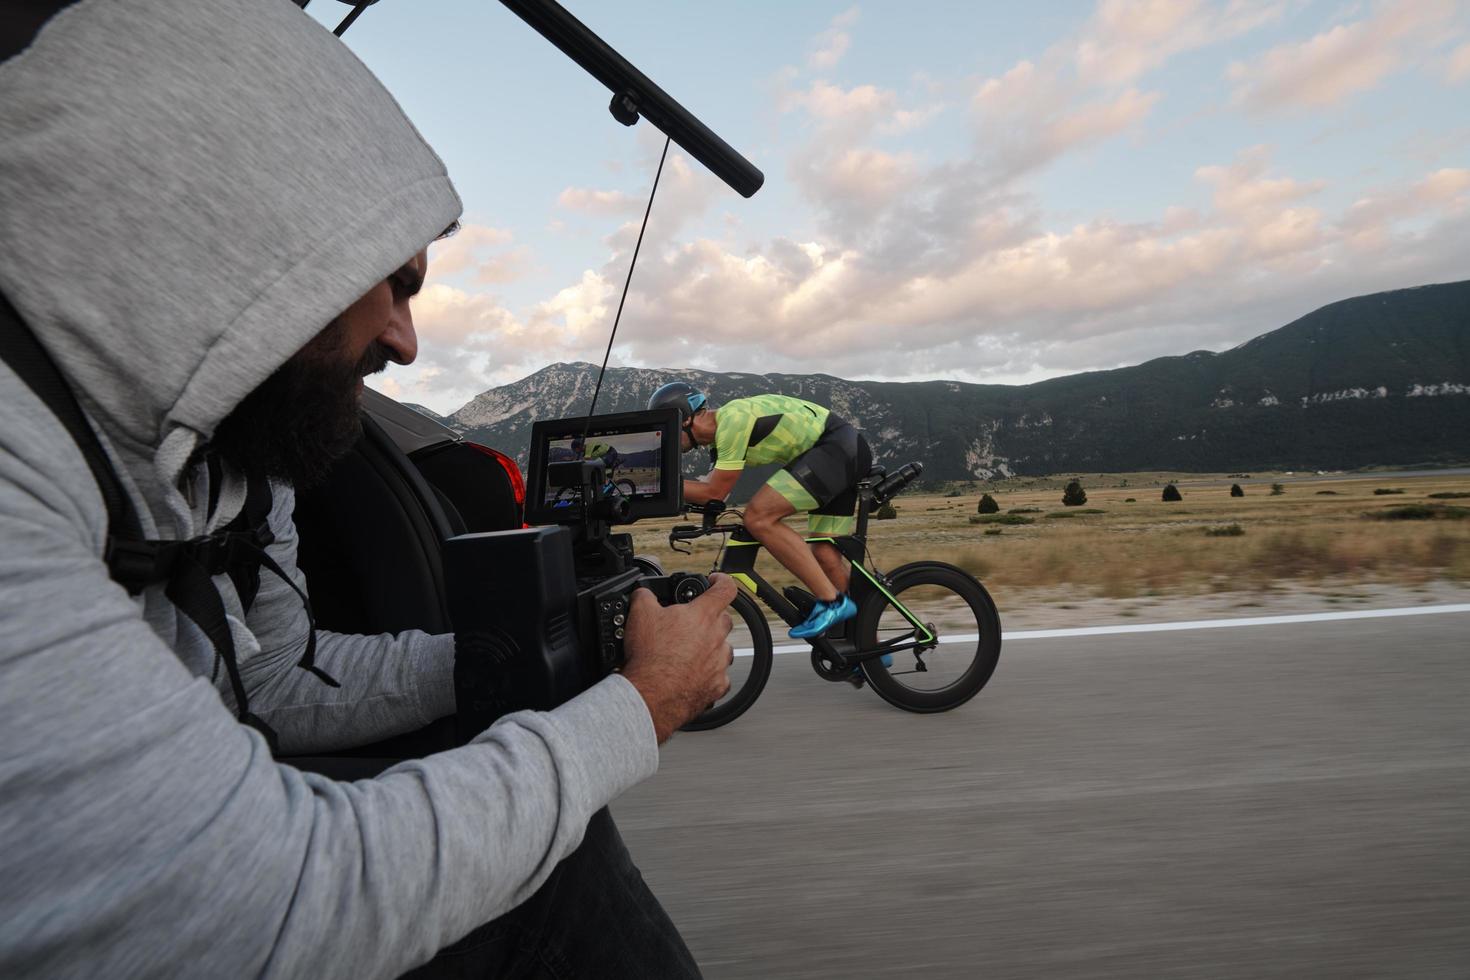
[570,436,629,500]
[648,382,871,639]
[571,436,624,477]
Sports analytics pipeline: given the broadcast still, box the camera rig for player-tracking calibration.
[446,409,706,738]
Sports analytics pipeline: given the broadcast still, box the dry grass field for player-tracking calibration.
[630,470,1470,605]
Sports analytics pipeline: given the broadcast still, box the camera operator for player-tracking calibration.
[0,2,733,977]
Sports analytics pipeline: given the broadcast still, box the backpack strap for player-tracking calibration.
[0,292,142,547]
[0,293,337,747]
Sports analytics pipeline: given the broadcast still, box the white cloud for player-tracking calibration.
[1340,167,1470,240]
[967,0,1282,183]
[412,282,520,348]
[557,187,640,215]
[1075,0,1285,87]
[507,149,1467,387]
[883,104,944,134]
[403,155,1470,408]
[397,2,1470,411]
[808,8,859,70]
[783,80,897,127]
[527,270,615,344]
[1228,0,1460,111]
[972,73,1159,185]
[1447,41,1470,82]
[427,223,519,282]
[1195,147,1327,214]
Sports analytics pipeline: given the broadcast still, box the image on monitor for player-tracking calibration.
[524,407,684,525]
[543,428,664,509]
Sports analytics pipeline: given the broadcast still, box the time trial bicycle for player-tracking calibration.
[665,462,1001,731]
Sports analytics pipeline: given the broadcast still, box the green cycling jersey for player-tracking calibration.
[712,394,830,472]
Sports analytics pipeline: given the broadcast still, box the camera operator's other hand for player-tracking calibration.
[622,573,738,743]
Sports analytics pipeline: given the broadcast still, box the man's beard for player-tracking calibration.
[211,323,390,489]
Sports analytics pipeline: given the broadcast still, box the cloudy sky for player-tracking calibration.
[306,0,1470,415]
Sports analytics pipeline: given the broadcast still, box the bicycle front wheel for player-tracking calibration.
[681,591,773,732]
[854,562,1000,712]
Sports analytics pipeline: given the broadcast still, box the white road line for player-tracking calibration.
[734,603,1470,657]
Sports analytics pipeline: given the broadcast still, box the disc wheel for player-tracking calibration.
[854,562,1000,712]
[681,591,773,731]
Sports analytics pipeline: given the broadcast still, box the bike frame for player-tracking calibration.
[704,483,936,670]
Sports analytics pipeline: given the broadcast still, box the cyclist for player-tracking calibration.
[648,382,871,639]
[572,436,624,478]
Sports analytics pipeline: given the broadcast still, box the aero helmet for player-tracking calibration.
[647,381,707,420]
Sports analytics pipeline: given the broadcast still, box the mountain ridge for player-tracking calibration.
[439,279,1470,480]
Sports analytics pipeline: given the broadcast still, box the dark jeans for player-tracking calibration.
[399,808,702,979]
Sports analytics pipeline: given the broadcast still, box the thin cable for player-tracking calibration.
[581,135,671,438]
[333,2,369,36]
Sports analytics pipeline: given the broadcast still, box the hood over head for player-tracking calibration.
[0,0,462,532]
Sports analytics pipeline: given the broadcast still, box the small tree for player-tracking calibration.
[1270,482,1285,496]
[1062,480,1087,507]
[875,501,898,520]
[1162,483,1182,502]
[1230,483,1244,498]
[977,493,999,514]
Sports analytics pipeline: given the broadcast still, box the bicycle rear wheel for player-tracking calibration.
[681,591,773,732]
[854,562,1000,712]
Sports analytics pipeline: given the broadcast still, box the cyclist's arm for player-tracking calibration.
[683,468,739,505]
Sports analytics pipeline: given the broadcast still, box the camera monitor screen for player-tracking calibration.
[524,407,685,525]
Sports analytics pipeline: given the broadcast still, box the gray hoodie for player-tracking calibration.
[0,1,658,977]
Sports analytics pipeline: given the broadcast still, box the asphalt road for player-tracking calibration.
[614,611,1470,979]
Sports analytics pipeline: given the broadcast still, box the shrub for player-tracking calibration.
[1162,483,1182,502]
[1365,504,1470,521]
[1008,507,1042,514]
[1428,492,1470,499]
[978,493,999,514]
[1124,497,1136,503]
[1315,490,1339,495]
[1045,511,1080,519]
[1205,524,1245,537]
[944,489,965,498]
[983,528,1004,536]
[969,513,1034,525]
[1230,483,1244,497]
[874,502,898,520]
[1270,482,1285,496]
[1373,488,1405,495]
[1062,480,1087,507]
[1075,508,1107,514]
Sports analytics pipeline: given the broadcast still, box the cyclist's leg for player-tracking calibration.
[772,435,868,636]
[810,536,850,593]
[800,425,867,593]
[807,505,854,594]
[745,481,838,601]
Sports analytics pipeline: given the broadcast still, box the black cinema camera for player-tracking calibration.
[446,407,707,737]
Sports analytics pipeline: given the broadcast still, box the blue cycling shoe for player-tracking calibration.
[789,593,857,639]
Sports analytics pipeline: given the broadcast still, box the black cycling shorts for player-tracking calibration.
[782,415,872,518]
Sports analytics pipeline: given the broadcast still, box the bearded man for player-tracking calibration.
[0,2,735,977]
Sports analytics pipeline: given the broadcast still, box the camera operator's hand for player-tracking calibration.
[621,574,738,744]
